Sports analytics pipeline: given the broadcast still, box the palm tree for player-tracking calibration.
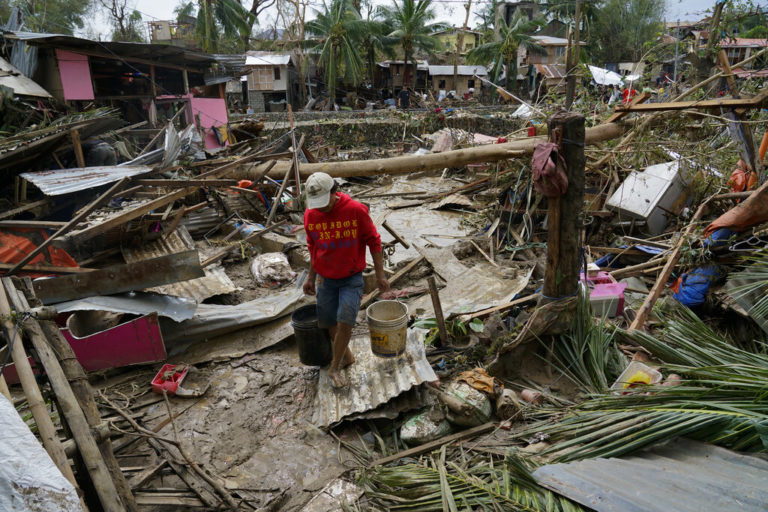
[466,10,546,91]
[175,0,252,53]
[306,0,366,110]
[379,0,447,87]
[360,17,395,87]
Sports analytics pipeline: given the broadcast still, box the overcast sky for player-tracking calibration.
[86,0,758,42]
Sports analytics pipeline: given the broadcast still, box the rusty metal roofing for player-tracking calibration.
[312,328,437,427]
[533,438,768,512]
[122,226,236,303]
[20,165,153,196]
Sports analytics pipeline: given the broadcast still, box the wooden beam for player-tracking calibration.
[614,89,768,112]
[0,263,94,274]
[0,197,51,221]
[605,91,651,123]
[201,220,287,267]
[427,276,449,347]
[361,255,425,309]
[70,129,85,168]
[368,422,495,468]
[137,179,238,187]
[64,187,191,245]
[0,220,66,229]
[6,177,131,275]
[455,293,539,322]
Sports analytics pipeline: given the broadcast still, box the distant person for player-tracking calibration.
[622,86,637,104]
[398,87,411,109]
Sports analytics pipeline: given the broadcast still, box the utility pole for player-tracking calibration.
[453,0,473,92]
[565,0,581,110]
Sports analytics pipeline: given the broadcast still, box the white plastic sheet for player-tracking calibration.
[0,395,80,511]
[589,65,624,86]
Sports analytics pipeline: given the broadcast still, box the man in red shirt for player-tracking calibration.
[303,172,390,388]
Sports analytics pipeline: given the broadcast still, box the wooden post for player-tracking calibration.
[150,65,157,98]
[71,129,86,168]
[427,276,449,347]
[182,70,190,94]
[541,111,585,303]
[0,286,80,493]
[4,279,134,512]
[264,162,294,227]
[565,0,581,110]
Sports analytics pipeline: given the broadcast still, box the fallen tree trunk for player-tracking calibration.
[245,121,626,179]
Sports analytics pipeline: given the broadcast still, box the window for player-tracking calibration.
[439,79,446,88]
[468,79,475,88]
[274,67,281,80]
[248,66,274,90]
[554,46,566,57]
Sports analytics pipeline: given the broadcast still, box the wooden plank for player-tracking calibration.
[65,187,190,245]
[368,422,495,468]
[197,154,264,179]
[134,494,205,507]
[605,91,651,123]
[455,293,539,322]
[137,179,238,187]
[201,220,287,267]
[0,220,66,229]
[0,198,51,221]
[6,177,131,275]
[427,276,449,347]
[33,249,204,304]
[361,255,425,309]
[127,460,168,490]
[614,89,768,112]
[382,220,411,249]
[71,129,85,168]
[0,263,94,274]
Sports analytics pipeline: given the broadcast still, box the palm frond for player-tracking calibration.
[364,448,585,511]
[728,248,768,322]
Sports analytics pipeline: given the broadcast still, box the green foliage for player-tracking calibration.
[379,0,448,85]
[588,0,665,64]
[364,446,586,511]
[742,24,768,37]
[180,0,253,52]
[306,0,366,108]
[14,0,94,34]
[466,10,545,91]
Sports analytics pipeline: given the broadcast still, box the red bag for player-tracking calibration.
[531,142,568,197]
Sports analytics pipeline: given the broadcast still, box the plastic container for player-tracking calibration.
[445,381,493,427]
[366,300,408,357]
[291,305,333,366]
[400,407,454,445]
[611,361,662,392]
[580,271,617,285]
[590,282,627,317]
[152,364,188,395]
[527,125,536,137]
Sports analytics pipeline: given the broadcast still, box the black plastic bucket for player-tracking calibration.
[291,304,333,366]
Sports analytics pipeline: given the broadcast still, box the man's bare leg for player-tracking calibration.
[328,322,353,388]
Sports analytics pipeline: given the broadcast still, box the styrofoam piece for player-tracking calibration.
[611,361,662,392]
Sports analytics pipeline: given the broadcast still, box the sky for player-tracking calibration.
[87,0,759,42]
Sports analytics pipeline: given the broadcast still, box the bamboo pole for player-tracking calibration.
[0,284,80,496]
[6,278,136,511]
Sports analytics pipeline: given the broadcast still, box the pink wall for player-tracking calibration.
[56,49,95,101]
[187,97,229,149]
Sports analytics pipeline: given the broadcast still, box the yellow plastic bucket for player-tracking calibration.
[366,300,408,357]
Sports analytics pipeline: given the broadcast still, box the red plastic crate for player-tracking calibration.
[151,364,188,395]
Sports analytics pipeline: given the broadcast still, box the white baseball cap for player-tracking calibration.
[305,172,335,209]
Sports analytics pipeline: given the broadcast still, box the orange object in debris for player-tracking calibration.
[238,179,254,189]
[702,179,768,237]
[759,130,768,162]
[728,160,758,193]
[0,228,78,278]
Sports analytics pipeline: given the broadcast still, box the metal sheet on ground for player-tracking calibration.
[408,246,534,317]
[122,227,236,302]
[20,165,153,196]
[312,328,437,427]
[159,287,305,345]
[54,292,198,322]
[533,438,768,512]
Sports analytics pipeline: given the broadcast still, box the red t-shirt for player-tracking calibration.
[304,192,382,279]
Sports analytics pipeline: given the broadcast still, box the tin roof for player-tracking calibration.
[312,328,437,427]
[245,51,292,66]
[122,226,236,303]
[20,165,153,196]
[533,438,768,512]
[720,38,768,48]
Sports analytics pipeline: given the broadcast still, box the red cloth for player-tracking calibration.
[0,228,78,278]
[622,88,637,104]
[304,193,382,279]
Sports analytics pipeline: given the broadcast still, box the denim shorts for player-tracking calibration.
[316,272,364,328]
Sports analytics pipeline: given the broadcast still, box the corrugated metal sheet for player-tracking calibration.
[55,292,198,322]
[122,226,236,303]
[20,165,153,196]
[245,52,291,66]
[533,439,768,512]
[312,329,437,427]
[428,65,488,76]
[536,64,567,79]
[0,56,50,97]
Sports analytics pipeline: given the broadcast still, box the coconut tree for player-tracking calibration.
[466,10,546,91]
[360,16,395,87]
[379,0,447,87]
[306,0,366,110]
[175,0,252,52]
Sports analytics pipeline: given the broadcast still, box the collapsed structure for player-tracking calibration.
[1,11,768,512]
